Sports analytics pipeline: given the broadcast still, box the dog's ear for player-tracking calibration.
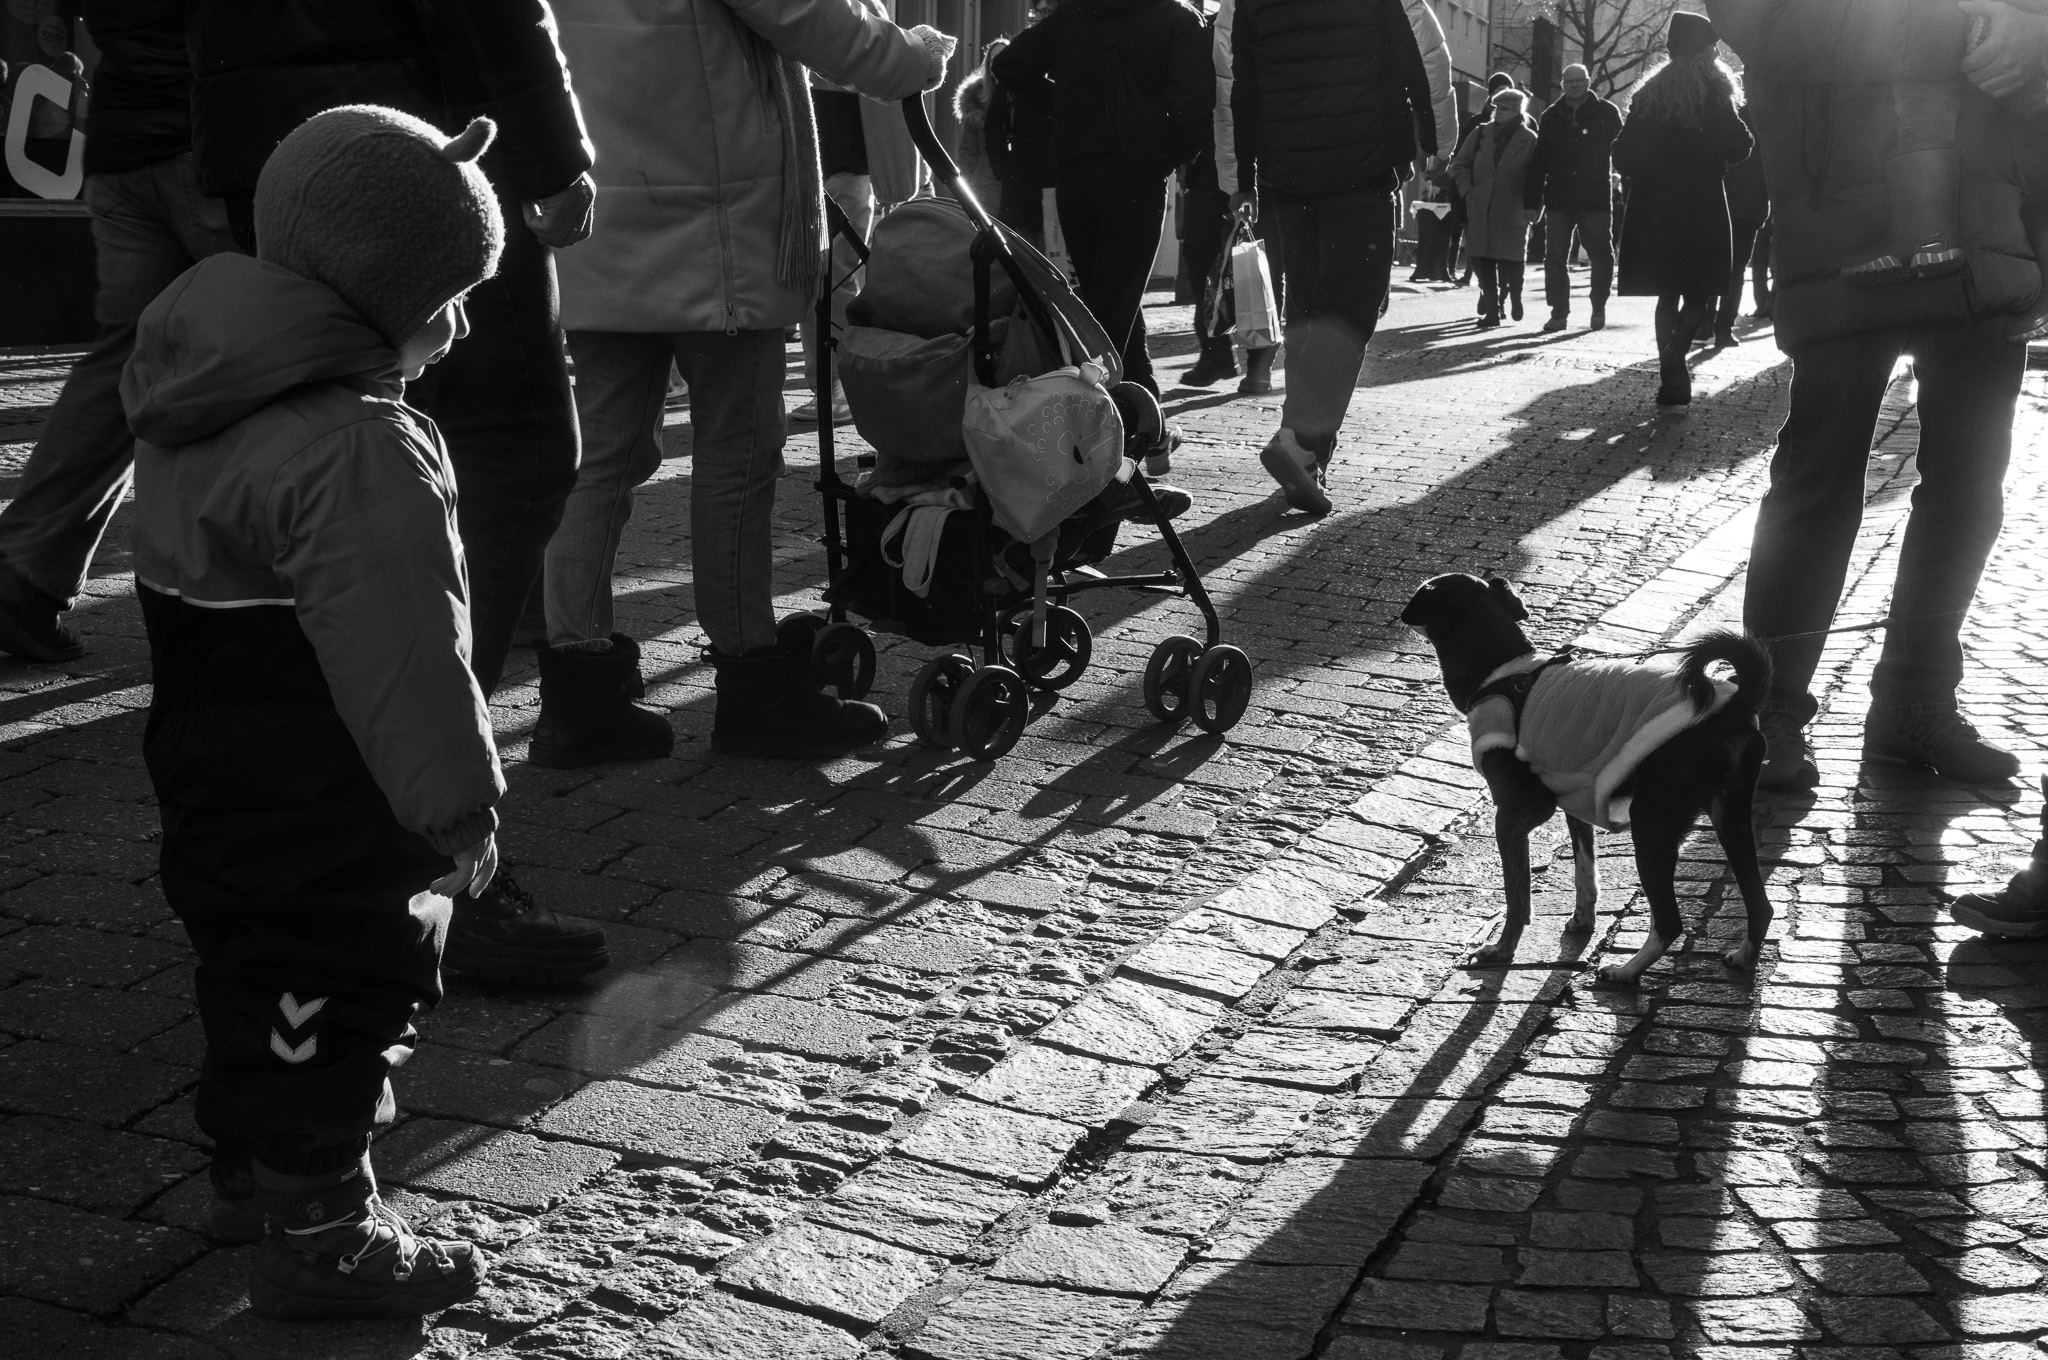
[1485,575,1530,621]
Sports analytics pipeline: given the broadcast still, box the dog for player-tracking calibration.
[1400,573,1774,985]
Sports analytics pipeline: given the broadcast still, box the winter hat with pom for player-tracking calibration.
[253,106,505,348]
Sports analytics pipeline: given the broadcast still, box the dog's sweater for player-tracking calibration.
[1468,653,1736,830]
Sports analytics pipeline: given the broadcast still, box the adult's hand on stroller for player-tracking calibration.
[433,832,498,900]
[525,173,597,249]
[1231,192,1258,224]
[910,25,960,91]
[1962,0,2048,99]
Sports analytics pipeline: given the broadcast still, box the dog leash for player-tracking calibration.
[1560,608,1972,663]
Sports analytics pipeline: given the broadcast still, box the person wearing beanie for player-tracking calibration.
[1613,11,1751,409]
[1452,86,1539,330]
[186,0,613,989]
[122,105,514,1320]
[550,0,953,760]
[1526,61,1622,331]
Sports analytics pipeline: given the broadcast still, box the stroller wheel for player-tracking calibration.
[778,612,828,659]
[910,653,975,749]
[812,622,876,700]
[1002,606,1092,692]
[1188,645,1254,735]
[951,665,1029,761]
[1143,635,1204,724]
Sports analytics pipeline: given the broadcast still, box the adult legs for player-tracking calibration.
[406,200,580,697]
[0,154,237,657]
[1581,210,1613,316]
[1543,208,1578,318]
[1272,187,1392,456]
[1653,291,1709,401]
[1717,219,1763,338]
[1751,218,1774,313]
[1474,257,1501,319]
[1056,155,1168,395]
[1181,152,1235,382]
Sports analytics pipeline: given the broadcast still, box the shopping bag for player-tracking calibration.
[1230,223,1279,351]
[962,360,1124,545]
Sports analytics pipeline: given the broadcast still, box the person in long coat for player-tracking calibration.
[1613,11,1752,409]
[1451,86,1538,327]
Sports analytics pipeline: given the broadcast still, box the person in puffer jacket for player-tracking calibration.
[123,107,507,1321]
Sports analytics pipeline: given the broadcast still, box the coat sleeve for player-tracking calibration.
[1706,98,1754,166]
[271,418,505,857]
[725,0,939,101]
[1166,7,1218,167]
[1705,0,1970,84]
[991,16,1058,118]
[1450,124,1479,196]
[1384,0,1437,163]
[409,0,594,202]
[1611,114,1647,180]
[1213,0,1239,193]
[1231,0,1259,195]
[1524,107,1554,207]
[1403,0,1456,161]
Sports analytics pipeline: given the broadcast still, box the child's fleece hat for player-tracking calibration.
[253,105,505,348]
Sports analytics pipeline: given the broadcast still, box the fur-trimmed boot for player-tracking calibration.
[530,637,674,767]
[710,649,887,759]
[249,1157,485,1320]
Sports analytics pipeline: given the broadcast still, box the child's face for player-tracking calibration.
[398,299,469,381]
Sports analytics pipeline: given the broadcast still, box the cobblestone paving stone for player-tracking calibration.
[1,283,2043,1358]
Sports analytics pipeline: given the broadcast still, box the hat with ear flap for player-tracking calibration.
[253,105,505,349]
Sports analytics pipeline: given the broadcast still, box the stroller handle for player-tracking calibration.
[900,95,998,233]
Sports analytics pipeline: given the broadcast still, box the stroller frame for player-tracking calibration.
[799,95,1243,759]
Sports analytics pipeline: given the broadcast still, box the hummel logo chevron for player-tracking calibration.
[269,1030,317,1064]
[278,992,326,1028]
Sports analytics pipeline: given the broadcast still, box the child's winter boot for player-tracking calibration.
[1950,775,2048,937]
[2008,227,2048,343]
[250,1157,486,1319]
[1843,147,1967,284]
[209,1147,263,1244]
[530,637,674,767]
[710,649,888,759]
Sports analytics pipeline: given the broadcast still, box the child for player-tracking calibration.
[122,105,508,1320]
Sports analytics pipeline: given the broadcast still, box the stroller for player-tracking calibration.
[790,97,1249,762]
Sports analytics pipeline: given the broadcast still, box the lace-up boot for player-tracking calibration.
[1951,776,2048,937]
[1864,704,2021,783]
[250,1158,486,1319]
[443,866,610,983]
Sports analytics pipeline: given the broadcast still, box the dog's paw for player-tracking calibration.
[1562,907,1597,935]
[1588,963,1644,989]
[1462,933,1521,969]
[1721,939,1763,972]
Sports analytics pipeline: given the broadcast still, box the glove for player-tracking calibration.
[524,172,596,249]
[910,24,959,92]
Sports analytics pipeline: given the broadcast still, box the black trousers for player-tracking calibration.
[1270,186,1393,451]
[1181,152,1230,345]
[1744,318,2024,714]
[1056,154,1168,395]
[1716,217,1766,332]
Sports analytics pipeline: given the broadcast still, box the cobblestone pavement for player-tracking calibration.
[2,280,2045,1359]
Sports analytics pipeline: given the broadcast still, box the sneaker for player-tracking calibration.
[443,867,610,983]
[1589,306,1607,330]
[1714,329,1740,348]
[0,564,85,663]
[1541,314,1568,333]
[251,1166,485,1320]
[1759,708,1820,790]
[1863,707,2022,783]
[1259,429,1331,514]
[1951,871,2048,938]
[792,388,852,424]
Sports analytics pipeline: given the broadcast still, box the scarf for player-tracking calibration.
[772,58,827,298]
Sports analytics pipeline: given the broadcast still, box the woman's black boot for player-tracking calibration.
[1184,335,1239,387]
[1236,345,1276,395]
[531,639,674,767]
[711,650,887,759]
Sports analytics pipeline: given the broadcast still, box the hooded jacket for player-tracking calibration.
[553,0,938,334]
[992,0,1213,173]
[123,253,504,897]
[1705,0,2038,348]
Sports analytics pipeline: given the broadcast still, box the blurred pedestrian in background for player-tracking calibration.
[1704,99,1769,347]
[1210,0,1280,394]
[993,0,1213,399]
[952,40,1007,211]
[1527,62,1620,333]
[551,0,951,761]
[1230,0,1447,513]
[1613,11,1750,412]
[1451,86,1537,331]
[0,0,239,666]
[1711,0,2040,787]
[982,4,1062,250]
[186,0,611,985]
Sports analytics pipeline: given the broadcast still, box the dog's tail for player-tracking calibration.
[1677,628,1773,721]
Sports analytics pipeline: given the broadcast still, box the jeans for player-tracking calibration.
[1056,154,1168,395]
[1744,318,2023,715]
[0,154,238,607]
[1270,186,1393,452]
[549,329,785,655]
[1542,208,1612,317]
[1716,218,1765,333]
[406,203,581,695]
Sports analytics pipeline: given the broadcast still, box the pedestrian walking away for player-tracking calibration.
[992,0,1213,400]
[1526,61,1619,333]
[127,106,506,1321]
[1452,86,1537,333]
[552,0,954,761]
[0,0,239,665]
[1613,11,1751,412]
[1706,99,1769,347]
[1710,0,2041,788]
[1229,0,1449,513]
[185,0,613,986]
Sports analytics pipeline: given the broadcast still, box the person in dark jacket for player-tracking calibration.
[1613,12,1751,411]
[1710,0,2039,789]
[993,0,1212,397]
[0,1,240,665]
[1229,0,1444,513]
[186,0,609,986]
[984,6,1063,249]
[1705,100,1769,347]
[1527,62,1621,332]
